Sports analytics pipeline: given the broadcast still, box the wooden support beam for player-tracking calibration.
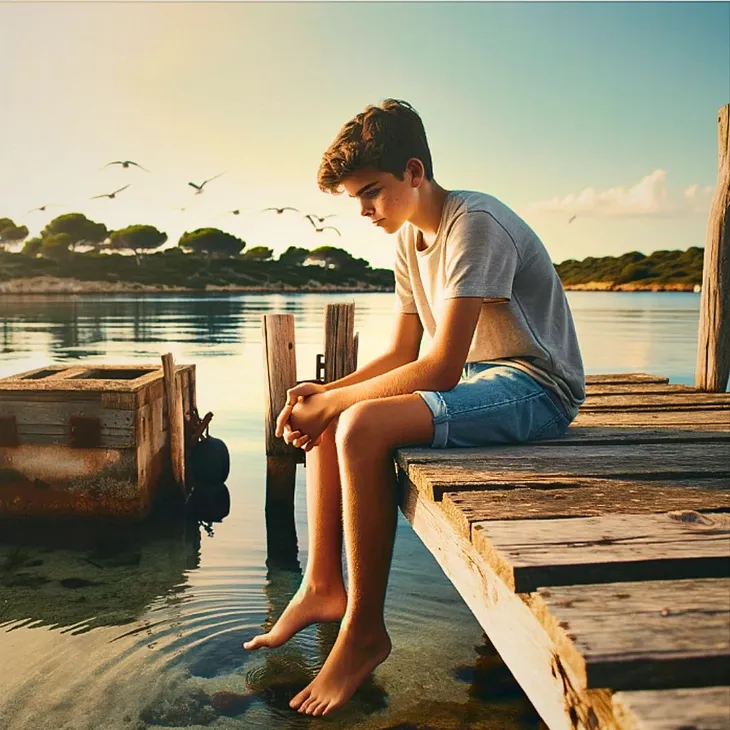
[323,302,357,383]
[696,103,730,392]
[261,314,299,459]
[161,352,186,496]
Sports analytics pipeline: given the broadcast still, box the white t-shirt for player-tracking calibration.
[394,189,585,418]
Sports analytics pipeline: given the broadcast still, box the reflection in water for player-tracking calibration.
[0,290,702,729]
[0,512,200,633]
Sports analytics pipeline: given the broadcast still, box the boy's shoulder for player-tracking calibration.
[445,189,514,221]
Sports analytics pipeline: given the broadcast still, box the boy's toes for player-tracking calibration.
[242,634,268,650]
[290,687,310,710]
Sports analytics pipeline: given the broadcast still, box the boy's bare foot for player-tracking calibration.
[289,623,392,716]
[243,584,347,650]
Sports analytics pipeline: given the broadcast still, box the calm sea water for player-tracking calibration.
[0,291,703,730]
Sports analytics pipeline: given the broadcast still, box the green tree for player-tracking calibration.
[40,233,72,262]
[278,246,310,266]
[178,228,245,257]
[0,218,29,249]
[108,225,168,264]
[22,237,43,257]
[242,245,273,261]
[42,213,108,251]
[308,245,369,271]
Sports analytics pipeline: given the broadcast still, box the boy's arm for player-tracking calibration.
[322,311,424,391]
[327,296,484,412]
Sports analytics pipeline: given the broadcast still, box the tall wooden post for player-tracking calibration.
[262,314,300,569]
[324,302,358,382]
[161,353,186,497]
[696,104,730,392]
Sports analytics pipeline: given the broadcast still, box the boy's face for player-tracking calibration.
[342,165,419,235]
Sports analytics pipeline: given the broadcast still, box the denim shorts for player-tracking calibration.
[415,362,572,449]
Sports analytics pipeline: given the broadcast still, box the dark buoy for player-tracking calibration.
[190,483,230,523]
[190,435,230,487]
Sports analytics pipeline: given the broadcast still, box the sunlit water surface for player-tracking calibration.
[0,291,703,730]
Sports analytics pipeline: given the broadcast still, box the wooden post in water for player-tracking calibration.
[162,352,187,497]
[262,314,300,568]
[696,103,730,392]
[323,302,358,382]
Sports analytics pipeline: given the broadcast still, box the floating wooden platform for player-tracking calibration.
[0,363,195,520]
[396,373,730,730]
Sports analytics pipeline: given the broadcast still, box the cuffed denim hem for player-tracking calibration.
[414,363,571,449]
[414,389,450,448]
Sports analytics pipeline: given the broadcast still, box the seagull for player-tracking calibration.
[216,208,249,220]
[26,204,64,214]
[103,160,150,172]
[262,206,299,215]
[91,184,130,200]
[305,213,336,224]
[188,173,224,195]
[314,225,341,237]
[304,213,337,228]
[568,214,577,223]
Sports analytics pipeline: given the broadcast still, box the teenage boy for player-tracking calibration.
[244,99,585,717]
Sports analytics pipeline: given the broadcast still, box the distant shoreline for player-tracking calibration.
[0,276,699,295]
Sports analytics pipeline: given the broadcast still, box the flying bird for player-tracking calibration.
[26,204,64,214]
[188,173,224,194]
[216,208,249,220]
[305,213,336,225]
[568,214,577,223]
[104,160,150,172]
[91,184,130,200]
[262,206,299,215]
[314,225,341,237]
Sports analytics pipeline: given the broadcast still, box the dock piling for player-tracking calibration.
[696,103,730,392]
[161,352,187,497]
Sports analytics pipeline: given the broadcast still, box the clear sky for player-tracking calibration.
[1,1,728,269]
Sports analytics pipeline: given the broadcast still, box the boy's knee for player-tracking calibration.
[335,401,379,451]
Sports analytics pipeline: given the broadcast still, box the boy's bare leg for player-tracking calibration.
[244,418,347,650]
[290,394,433,715]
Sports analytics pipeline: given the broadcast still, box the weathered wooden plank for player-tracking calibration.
[541,427,730,445]
[584,374,669,385]
[573,409,730,429]
[612,686,730,730]
[585,384,695,397]
[441,481,730,539]
[533,578,730,691]
[472,512,730,592]
[397,475,620,730]
[396,442,730,501]
[581,393,730,410]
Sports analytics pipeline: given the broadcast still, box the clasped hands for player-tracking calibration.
[275,382,339,452]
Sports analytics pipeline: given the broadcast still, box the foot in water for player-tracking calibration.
[289,623,392,716]
[243,584,347,650]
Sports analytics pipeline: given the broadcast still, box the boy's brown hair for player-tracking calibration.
[317,99,434,194]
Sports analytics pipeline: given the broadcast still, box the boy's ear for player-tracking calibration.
[406,158,425,187]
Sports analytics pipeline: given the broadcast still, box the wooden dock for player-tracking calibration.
[396,372,730,730]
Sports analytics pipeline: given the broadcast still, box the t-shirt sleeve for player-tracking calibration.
[443,212,520,301]
[394,229,418,314]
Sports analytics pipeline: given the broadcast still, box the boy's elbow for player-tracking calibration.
[426,359,462,391]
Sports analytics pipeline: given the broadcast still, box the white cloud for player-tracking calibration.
[524,170,714,220]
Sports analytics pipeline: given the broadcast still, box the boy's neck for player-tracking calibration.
[409,180,450,239]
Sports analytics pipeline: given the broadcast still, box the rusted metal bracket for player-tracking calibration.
[186,407,214,446]
[0,415,19,447]
[68,415,102,448]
